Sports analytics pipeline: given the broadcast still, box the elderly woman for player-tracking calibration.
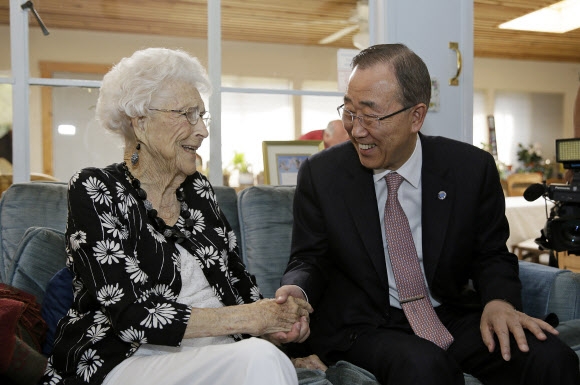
[41,48,312,385]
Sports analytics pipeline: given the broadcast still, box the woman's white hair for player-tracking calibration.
[96,47,211,142]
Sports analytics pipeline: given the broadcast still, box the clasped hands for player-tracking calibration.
[480,299,559,361]
[258,285,312,345]
[249,285,312,344]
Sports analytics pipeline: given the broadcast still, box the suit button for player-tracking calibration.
[349,332,357,341]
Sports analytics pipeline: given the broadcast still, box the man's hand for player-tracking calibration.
[264,285,311,345]
[480,299,559,361]
[291,354,328,371]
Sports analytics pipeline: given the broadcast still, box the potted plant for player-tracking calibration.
[230,151,254,186]
[515,143,555,179]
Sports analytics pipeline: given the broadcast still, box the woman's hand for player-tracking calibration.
[249,296,313,336]
[184,296,312,339]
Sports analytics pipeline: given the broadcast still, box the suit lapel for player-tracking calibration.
[420,135,455,284]
[338,146,389,288]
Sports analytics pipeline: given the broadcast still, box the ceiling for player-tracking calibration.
[1,0,579,63]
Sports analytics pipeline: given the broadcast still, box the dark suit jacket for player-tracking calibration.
[281,133,522,363]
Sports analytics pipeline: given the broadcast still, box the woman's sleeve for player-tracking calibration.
[66,169,190,346]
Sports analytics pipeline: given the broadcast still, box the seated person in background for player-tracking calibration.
[276,43,579,385]
[299,129,324,141]
[41,47,312,385]
[322,119,350,148]
[300,120,350,149]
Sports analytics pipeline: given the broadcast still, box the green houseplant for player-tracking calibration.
[515,143,553,179]
[229,151,254,186]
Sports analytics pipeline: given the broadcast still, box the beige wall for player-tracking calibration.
[2,25,579,173]
[475,57,580,140]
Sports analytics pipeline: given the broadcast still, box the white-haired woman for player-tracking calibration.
[41,48,312,385]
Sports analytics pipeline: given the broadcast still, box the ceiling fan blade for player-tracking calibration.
[318,24,359,44]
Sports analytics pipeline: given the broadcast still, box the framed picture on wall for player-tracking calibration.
[262,140,324,185]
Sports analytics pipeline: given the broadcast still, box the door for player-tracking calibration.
[374,0,473,143]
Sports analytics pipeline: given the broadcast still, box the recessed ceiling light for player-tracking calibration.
[58,124,76,135]
[499,0,580,33]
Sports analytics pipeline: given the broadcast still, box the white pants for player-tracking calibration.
[103,338,298,385]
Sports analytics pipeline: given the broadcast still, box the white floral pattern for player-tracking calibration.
[189,209,205,234]
[140,303,177,328]
[69,230,86,251]
[93,310,109,325]
[86,324,110,344]
[83,177,112,206]
[215,226,229,245]
[93,239,125,264]
[76,349,103,382]
[125,254,148,284]
[66,308,83,324]
[100,212,129,239]
[96,283,124,306]
[147,223,166,243]
[193,178,213,200]
[43,357,62,385]
[196,245,220,268]
[171,251,181,272]
[151,284,178,301]
[227,230,237,251]
[43,165,260,385]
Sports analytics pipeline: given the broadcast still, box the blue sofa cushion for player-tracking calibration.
[238,186,295,298]
[214,185,241,244]
[41,267,74,356]
[0,182,68,283]
[10,227,67,305]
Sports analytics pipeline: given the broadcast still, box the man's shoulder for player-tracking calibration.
[421,134,488,160]
[311,141,355,162]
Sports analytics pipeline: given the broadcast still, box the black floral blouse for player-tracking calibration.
[41,163,260,385]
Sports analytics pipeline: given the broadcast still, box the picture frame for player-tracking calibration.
[262,140,324,185]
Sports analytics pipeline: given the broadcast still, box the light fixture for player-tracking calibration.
[499,0,580,33]
[58,124,76,135]
[353,20,369,50]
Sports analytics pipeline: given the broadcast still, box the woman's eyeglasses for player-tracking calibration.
[149,107,211,126]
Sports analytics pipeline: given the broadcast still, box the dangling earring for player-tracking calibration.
[131,143,141,165]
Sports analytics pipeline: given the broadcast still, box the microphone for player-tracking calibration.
[523,183,546,202]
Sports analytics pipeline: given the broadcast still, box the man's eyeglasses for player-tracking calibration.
[337,104,413,130]
[149,107,211,126]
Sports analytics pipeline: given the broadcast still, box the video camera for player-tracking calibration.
[528,138,580,253]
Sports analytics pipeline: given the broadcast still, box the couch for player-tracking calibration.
[1,182,580,385]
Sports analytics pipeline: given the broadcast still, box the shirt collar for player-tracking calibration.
[373,135,422,188]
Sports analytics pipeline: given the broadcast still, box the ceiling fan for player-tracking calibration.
[318,0,369,49]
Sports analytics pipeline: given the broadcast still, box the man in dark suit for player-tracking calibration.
[275,44,579,384]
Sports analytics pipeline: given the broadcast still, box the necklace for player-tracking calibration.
[120,162,193,243]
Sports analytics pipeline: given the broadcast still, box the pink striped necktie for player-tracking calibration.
[384,172,454,350]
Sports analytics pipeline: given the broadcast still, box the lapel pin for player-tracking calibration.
[438,191,447,200]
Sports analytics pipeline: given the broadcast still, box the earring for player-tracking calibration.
[131,143,141,165]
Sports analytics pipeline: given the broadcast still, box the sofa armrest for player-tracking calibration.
[519,261,580,322]
[549,269,580,322]
[9,227,67,305]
